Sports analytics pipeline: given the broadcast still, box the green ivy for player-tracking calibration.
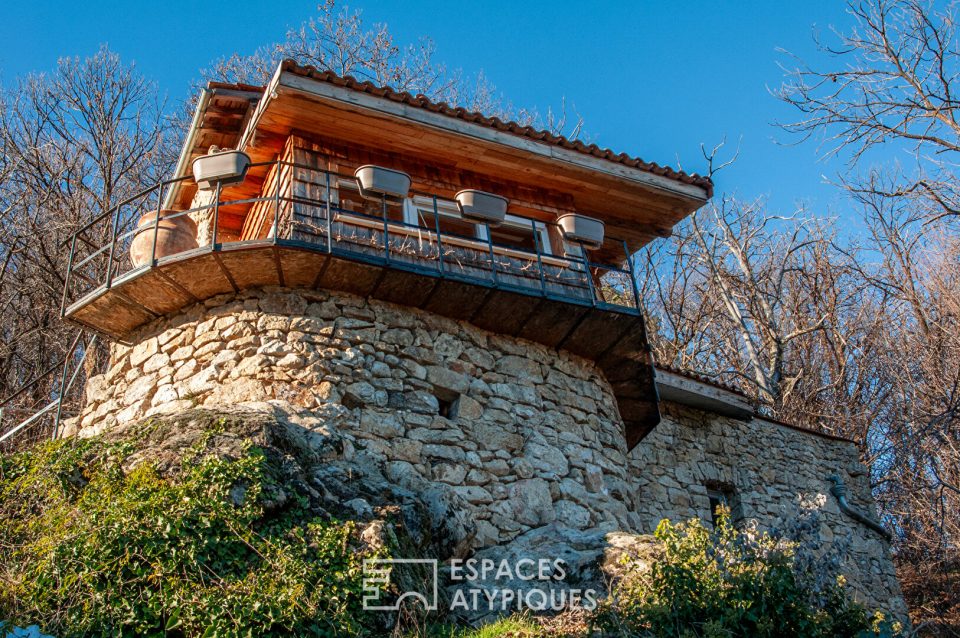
[0,426,382,637]
[593,507,903,638]
[1,424,907,638]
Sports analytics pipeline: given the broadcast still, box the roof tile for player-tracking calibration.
[270,60,713,197]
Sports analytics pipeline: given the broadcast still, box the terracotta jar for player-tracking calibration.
[129,209,199,267]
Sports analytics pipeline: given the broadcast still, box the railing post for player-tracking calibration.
[104,205,121,288]
[580,241,597,306]
[382,196,390,262]
[325,171,333,253]
[52,331,82,440]
[486,223,498,285]
[532,219,547,295]
[150,182,164,266]
[211,180,222,248]
[61,233,78,316]
[623,239,641,311]
[273,162,281,242]
[433,196,444,274]
[52,345,73,440]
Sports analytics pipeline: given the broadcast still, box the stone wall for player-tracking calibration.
[630,402,908,618]
[72,287,641,547]
[70,285,906,618]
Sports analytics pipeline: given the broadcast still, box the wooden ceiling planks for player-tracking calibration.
[266,88,694,207]
[251,90,697,252]
[172,86,262,211]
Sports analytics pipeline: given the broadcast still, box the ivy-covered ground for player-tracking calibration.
[0,410,904,637]
[0,416,382,636]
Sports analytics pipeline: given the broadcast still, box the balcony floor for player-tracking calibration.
[65,240,660,447]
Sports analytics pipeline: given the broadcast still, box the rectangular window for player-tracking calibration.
[405,197,553,255]
[477,214,552,255]
[404,197,477,240]
[437,395,459,419]
[561,239,587,261]
[705,482,741,527]
[337,178,405,222]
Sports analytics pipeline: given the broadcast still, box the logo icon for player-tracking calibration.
[362,558,439,611]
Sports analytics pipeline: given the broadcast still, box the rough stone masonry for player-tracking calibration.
[67,286,908,618]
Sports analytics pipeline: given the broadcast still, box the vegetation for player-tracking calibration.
[593,508,902,638]
[0,421,383,637]
[408,616,544,638]
[0,420,904,638]
[0,0,957,632]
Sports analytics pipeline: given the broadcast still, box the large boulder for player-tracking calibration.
[95,401,662,626]
[102,402,477,564]
[445,524,659,624]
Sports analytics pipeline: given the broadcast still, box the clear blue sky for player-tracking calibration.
[0,1,860,218]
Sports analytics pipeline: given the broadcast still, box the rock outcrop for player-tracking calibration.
[63,286,909,620]
[69,287,639,547]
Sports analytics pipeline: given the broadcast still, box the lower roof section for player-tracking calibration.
[653,367,754,420]
[652,366,858,445]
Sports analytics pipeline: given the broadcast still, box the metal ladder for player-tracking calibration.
[0,331,98,445]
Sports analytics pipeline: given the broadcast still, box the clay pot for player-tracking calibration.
[129,209,199,267]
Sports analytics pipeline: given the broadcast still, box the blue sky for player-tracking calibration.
[0,1,862,218]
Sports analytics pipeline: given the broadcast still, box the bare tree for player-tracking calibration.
[643,196,840,412]
[775,2,960,628]
[777,0,960,224]
[0,47,172,446]
[201,1,581,138]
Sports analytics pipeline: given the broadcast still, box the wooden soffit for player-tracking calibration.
[227,66,709,253]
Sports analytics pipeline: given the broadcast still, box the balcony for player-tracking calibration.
[62,159,661,446]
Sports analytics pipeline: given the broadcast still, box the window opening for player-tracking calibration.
[705,482,741,527]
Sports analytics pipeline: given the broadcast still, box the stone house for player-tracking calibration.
[59,60,906,617]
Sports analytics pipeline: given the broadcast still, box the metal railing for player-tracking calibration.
[61,160,643,318]
[0,331,98,449]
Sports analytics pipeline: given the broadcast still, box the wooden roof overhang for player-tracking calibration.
[172,63,710,255]
[167,82,263,215]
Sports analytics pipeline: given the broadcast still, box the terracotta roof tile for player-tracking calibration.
[654,364,857,444]
[276,60,713,197]
[206,81,265,94]
[655,363,750,397]
[757,414,857,444]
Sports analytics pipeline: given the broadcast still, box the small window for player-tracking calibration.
[434,390,460,419]
[437,395,458,419]
[705,482,741,527]
[477,214,552,255]
[405,197,476,240]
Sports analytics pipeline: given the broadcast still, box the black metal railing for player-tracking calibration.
[61,160,642,318]
[0,331,98,450]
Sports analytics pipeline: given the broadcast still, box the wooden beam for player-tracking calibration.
[276,72,710,202]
